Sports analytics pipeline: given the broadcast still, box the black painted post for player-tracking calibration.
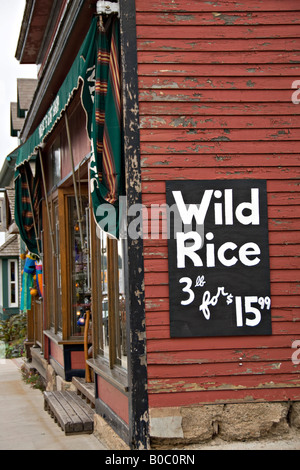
[119,0,150,450]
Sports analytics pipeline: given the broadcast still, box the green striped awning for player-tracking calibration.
[88,17,123,239]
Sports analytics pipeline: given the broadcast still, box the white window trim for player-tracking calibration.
[8,259,18,308]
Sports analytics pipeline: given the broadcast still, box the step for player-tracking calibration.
[44,390,95,435]
[72,376,95,407]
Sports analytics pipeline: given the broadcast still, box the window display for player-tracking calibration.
[68,195,91,337]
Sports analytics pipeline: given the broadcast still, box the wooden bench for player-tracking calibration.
[44,390,95,435]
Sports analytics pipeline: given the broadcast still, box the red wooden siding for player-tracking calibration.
[135,0,300,407]
[97,376,129,425]
[70,351,85,370]
[49,341,64,367]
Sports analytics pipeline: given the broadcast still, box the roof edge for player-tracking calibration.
[15,0,34,62]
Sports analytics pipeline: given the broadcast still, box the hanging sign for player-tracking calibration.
[166,180,272,337]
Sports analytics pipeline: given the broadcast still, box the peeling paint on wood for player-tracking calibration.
[136,0,300,13]
[137,25,300,40]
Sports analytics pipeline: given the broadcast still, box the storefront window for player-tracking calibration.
[116,238,127,369]
[54,203,62,333]
[95,228,127,370]
[68,195,91,337]
[48,200,62,334]
[100,230,109,358]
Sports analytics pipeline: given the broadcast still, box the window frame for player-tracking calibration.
[44,186,90,341]
[8,259,18,308]
[90,215,128,372]
[54,198,63,333]
[67,192,91,338]
[43,192,61,334]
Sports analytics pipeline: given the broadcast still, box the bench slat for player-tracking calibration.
[44,390,95,435]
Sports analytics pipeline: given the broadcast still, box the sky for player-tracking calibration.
[0,0,37,168]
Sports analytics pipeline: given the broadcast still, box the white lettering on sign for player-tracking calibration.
[179,273,271,328]
[199,286,233,320]
[173,188,260,227]
[175,187,261,269]
[176,233,261,269]
[86,65,96,103]
[39,95,60,139]
[235,295,271,327]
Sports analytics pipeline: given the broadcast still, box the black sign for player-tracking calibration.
[166,180,272,337]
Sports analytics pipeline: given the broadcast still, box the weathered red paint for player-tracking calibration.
[70,351,85,370]
[97,376,129,425]
[49,341,64,367]
[137,0,300,407]
[138,39,300,53]
[136,0,300,12]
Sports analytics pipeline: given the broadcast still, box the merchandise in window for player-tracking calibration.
[68,195,91,337]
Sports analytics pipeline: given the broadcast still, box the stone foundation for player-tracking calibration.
[150,402,300,448]
[94,414,130,450]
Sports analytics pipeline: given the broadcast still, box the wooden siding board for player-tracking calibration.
[139,102,300,115]
[145,320,300,337]
[147,347,299,365]
[142,180,300,193]
[139,90,297,102]
[146,334,300,352]
[135,0,300,13]
[139,77,300,93]
[141,168,300,180]
[138,64,300,76]
[141,155,300,169]
[136,0,300,406]
[137,39,300,53]
[147,362,300,379]
[148,388,300,408]
[137,25,300,40]
[138,51,300,65]
[140,145,300,157]
[136,12,300,26]
[147,375,300,395]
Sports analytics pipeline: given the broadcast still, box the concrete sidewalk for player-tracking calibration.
[0,358,107,450]
[1,358,300,451]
